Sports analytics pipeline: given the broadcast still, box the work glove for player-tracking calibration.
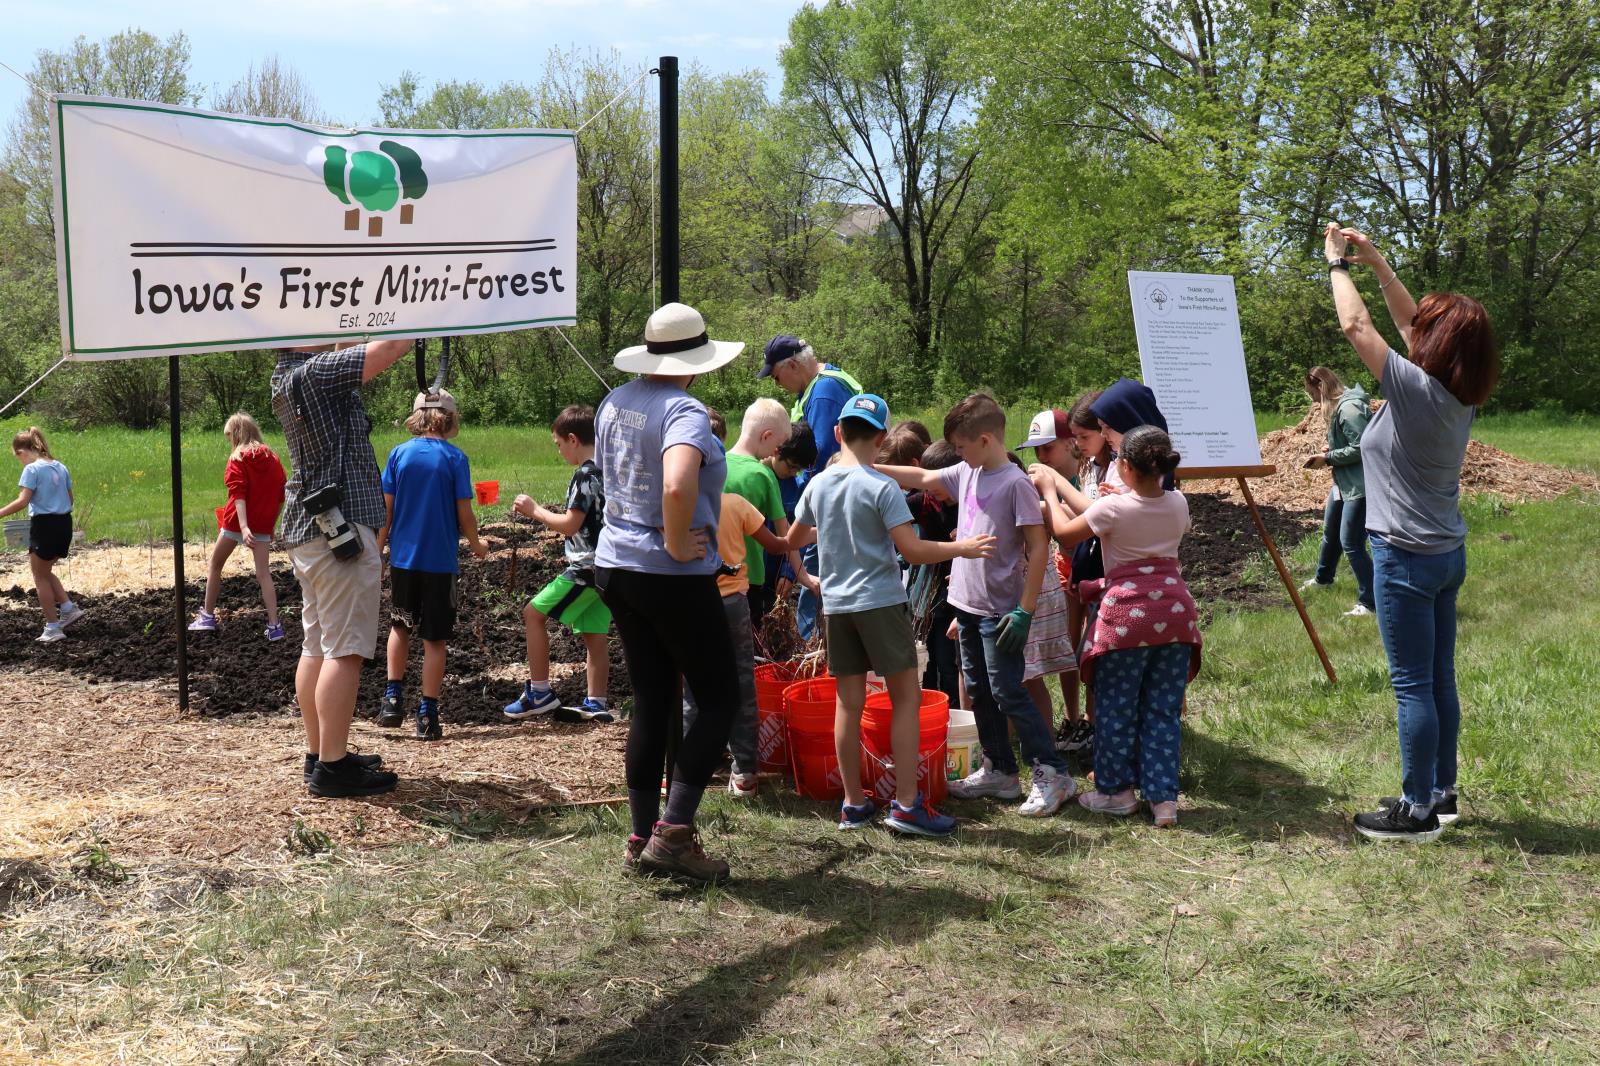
[995,607,1033,654]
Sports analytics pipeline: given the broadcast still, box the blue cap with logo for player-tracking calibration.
[756,334,807,379]
[838,392,890,431]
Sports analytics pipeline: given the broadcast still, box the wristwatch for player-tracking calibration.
[1327,258,1352,272]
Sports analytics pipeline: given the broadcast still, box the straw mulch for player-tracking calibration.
[1183,404,1600,512]
[0,669,627,864]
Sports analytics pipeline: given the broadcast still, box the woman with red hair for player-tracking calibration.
[1324,222,1500,843]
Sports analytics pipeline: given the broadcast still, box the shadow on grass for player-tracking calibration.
[1174,728,1348,842]
[1463,814,1600,857]
[545,844,998,1065]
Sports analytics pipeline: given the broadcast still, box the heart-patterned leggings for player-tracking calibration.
[1091,643,1190,804]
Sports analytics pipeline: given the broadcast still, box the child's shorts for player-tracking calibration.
[826,603,916,678]
[531,574,612,635]
[390,567,458,641]
[29,513,72,561]
[220,529,273,545]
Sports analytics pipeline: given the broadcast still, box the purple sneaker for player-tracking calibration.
[187,610,218,632]
[886,793,957,837]
[264,622,285,642]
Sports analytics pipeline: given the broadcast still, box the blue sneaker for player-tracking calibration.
[838,798,877,831]
[886,793,956,837]
[579,697,615,723]
[503,683,560,720]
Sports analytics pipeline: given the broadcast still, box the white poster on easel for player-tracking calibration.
[1127,271,1262,469]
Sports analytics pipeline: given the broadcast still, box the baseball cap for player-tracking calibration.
[839,393,890,431]
[756,334,807,379]
[1017,408,1070,449]
[413,388,458,413]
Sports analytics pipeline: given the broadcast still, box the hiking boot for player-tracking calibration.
[1354,800,1443,842]
[58,602,87,629]
[622,834,648,873]
[187,610,218,632]
[1018,763,1077,817]
[1378,794,1459,826]
[264,621,285,642]
[948,758,1022,801]
[416,705,443,741]
[886,793,956,837]
[503,683,560,720]
[727,772,758,800]
[639,823,730,884]
[376,692,405,728]
[838,798,877,830]
[308,757,398,798]
[36,623,65,644]
[303,751,384,784]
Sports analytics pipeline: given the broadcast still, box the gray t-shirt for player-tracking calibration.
[1363,348,1474,554]
[594,378,725,576]
[793,464,914,615]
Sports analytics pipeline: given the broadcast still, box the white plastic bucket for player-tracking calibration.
[3,519,28,548]
[946,708,981,780]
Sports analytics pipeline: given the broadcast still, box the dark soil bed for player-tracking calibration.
[0,501,1318,719]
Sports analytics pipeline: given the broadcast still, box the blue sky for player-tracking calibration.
[2,0,805,128]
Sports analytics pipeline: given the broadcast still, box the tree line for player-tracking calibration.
[4,0,1598,431]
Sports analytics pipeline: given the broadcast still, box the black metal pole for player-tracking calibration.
[169,355,189,713]
[658,56,679,304]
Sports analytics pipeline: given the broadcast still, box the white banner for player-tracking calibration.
[50,96,577,360]
[1127,270,1263,470]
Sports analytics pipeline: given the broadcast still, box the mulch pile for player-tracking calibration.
[1185,405,1600,513]
[0,522,628,721]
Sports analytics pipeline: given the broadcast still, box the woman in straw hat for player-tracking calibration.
[595,302,746,884]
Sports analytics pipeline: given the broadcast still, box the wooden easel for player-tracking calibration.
[1178,464,1338,684]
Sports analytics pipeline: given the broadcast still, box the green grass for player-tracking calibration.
[0,422,574,546]
[4,491,1598,1061]
[1470,411,1600,476]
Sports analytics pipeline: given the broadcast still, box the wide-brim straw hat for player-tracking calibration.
[614,302,745,376]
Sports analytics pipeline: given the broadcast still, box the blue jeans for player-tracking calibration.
[796,544,820,640]
[1315,490,1374,608]
[956,609,1068,776]
[1092,644,1189,803]
[1370,534,1466,807]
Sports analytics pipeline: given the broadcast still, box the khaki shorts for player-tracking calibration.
[825,603,917,679]
[290,524,381,659]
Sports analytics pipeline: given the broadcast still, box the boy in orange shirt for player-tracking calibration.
[682,409,789,797]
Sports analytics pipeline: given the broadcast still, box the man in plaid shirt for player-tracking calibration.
[272,339,412,797]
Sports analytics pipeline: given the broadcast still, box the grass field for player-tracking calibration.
[1,422,1596,1062]
[4,410,1595,547]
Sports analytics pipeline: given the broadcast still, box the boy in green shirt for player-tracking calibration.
[725,397,811,622]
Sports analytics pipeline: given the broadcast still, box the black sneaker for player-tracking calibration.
[376,693,404,728]
[415,705,443,741]
[303,751,384,784]
[308,756,398,798]
[1353,800,1443,842]
[1379,794,1458,825]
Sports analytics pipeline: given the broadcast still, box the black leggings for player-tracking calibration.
[596,567,739,793]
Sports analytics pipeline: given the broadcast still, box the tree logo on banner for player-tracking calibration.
[1142,280,1173,317]
[321,141,429,238]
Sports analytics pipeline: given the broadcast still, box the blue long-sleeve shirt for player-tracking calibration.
[800,369,855,484]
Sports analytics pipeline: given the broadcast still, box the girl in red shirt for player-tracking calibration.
[190,413,288,640]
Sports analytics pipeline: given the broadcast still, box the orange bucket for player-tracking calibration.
[755,662,799,774]
[214,505,228,527]
[860,689,950,807]
[474,480,500,505]
[784,676,841,800]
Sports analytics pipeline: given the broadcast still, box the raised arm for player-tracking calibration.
[1325,223,1395,381]
[359,338,415,384]
[1340,227,1418,349]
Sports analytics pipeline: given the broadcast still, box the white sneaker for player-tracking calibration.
[36,624,65,644]
[948,758,1022,800]
[1299,578,1332,593]
[57,603,86,629]
[1344,603,1374,618]
[727,772,758,799]
[1018,763,1077,817]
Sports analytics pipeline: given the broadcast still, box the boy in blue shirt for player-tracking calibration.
[784,394,994,836]
[378,390,488,739]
